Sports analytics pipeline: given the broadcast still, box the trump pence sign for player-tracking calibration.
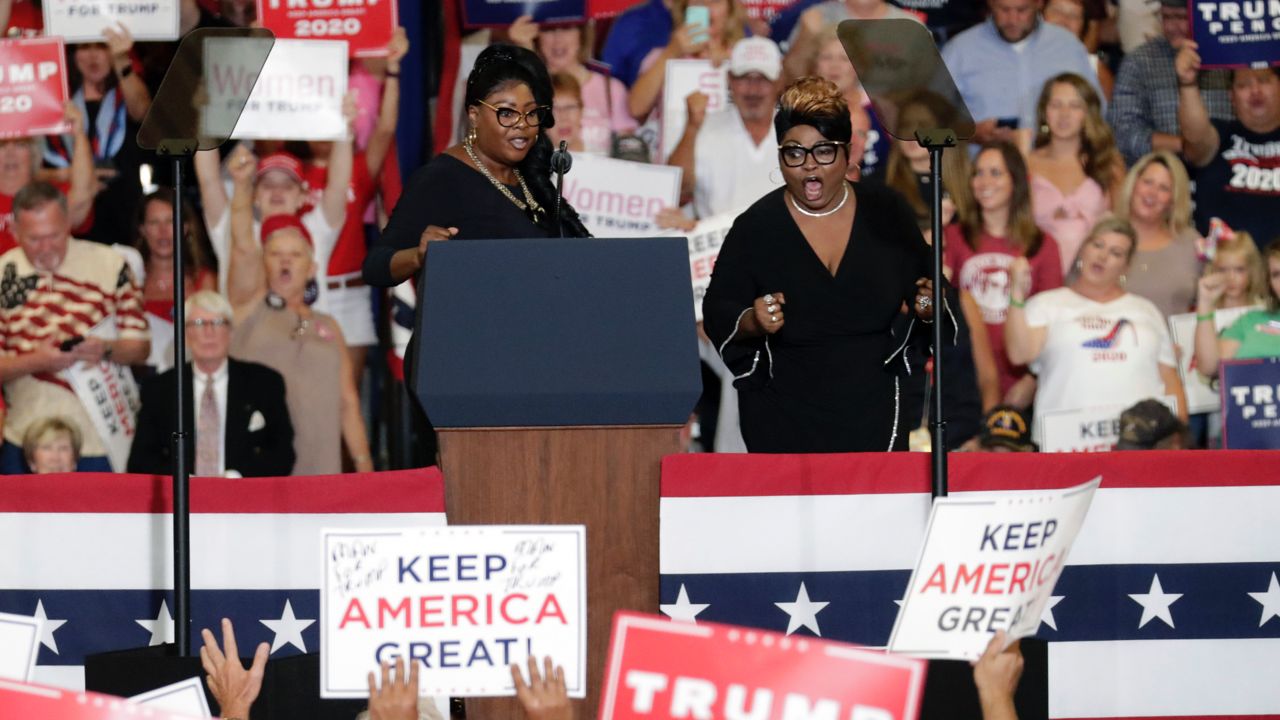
[321,525,586,698]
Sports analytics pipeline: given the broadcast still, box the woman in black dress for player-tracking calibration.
[362,45,590,463]
[702,77,940,453]
[363,44,590,289]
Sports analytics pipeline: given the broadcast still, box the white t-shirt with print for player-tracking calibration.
[1025,287,1176,443]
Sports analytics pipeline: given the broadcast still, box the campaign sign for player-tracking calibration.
[43,0,180,42]
[1168,306,1257,414]
[64,359,141,473]
[563,154,681,237]
[205,38,349,141]
[0,37,70,138]
[887,478,1099,660]
[1192,0,1280,68]
[0,612,41,682]
[1221,358,1280,448]
[1038,396,1177,453]
[461,0,586,28]
[0,679,202,719]
[321,525,587,699]
[257,0,397,58]
[660,59,729,162]
[128,678,211,717]
[599,612,926,720]
[684,214,733,322]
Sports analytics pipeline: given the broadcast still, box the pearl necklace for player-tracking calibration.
[464,137,543,218]
[788,183,850,218]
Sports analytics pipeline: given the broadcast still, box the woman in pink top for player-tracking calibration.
[1027,72,1124,275]
[509,19,638,155]
[945,142,1064,406]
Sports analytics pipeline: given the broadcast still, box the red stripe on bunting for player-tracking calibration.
[433,0,464,155]
[0,467,445,514]
[659,451,1280,497]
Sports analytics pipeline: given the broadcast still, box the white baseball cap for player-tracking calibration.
[729,37,782,82]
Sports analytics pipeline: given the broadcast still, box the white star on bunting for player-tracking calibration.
[1040,595,1065,631]
[1248,572,1280,627]
[135,599,174,647]
[260,599,315,654]
[1128,574,1182,629]
[660,584,710,623]
[33,599,67,654]
[775,582,830,636]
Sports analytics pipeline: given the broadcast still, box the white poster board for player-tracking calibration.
[1040,395,1178,452]
[684,213,734,322]
[887,478,1100,660]
[321,525,587,699]
[44,0,180,41]
[660,59,728,162]
[205,38,349,141]
[62,320,141,472]
[563,154,681,237]
[0,612,41,682]
[129,677,212,717]
[1168,306,1257,415]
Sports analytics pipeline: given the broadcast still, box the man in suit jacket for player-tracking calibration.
[128,291,294,477]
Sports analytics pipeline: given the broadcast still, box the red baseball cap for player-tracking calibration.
[260,213,312,249]
[255,151,304,184]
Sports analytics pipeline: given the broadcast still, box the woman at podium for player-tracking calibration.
[702,77,941,453]
[363,44,590,289]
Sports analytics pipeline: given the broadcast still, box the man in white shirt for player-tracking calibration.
[668,37,785,220]
[128,291,294,477]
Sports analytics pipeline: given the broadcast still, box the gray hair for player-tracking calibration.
[184,290,234,323]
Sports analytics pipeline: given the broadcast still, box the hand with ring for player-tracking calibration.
[913,277,936,321]
[751,292,786,335]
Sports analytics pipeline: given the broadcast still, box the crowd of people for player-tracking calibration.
[0,0,1277,474]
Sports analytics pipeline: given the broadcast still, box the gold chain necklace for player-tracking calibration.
[464,137,543,218]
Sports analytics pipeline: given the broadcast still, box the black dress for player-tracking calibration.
[363,153,554,287]
[702,183,934,453]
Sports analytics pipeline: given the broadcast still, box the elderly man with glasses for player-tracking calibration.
[128,290,295,478]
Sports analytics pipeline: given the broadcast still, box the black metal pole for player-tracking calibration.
[170,155,191,655]
[929,144,947,499]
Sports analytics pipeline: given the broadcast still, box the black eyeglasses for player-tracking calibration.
[778,142,845,167]
[477,99,550,128]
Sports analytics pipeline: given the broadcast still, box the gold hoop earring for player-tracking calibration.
[465,125,477,146]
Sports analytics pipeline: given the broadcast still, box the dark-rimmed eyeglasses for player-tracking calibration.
[778,142,845,167]
[477,99,550,128]
[186,317,230,329]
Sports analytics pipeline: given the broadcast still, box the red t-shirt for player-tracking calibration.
[300,153,378,276]
[5,1,43,38]
[943,224,1064,394]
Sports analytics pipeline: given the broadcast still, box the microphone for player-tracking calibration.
[551,141,572,238]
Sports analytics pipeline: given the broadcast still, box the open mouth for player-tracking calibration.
[510,136,531,151]
[803,176,823,202]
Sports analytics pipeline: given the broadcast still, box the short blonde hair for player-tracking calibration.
[22,416,83,467]
[1114,151,1194,234]
[184,290,234,323]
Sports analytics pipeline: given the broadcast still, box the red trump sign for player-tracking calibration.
[599,613,927,720]
[0,37,69,139]
[256,0,397,57]
[0,678,200,719]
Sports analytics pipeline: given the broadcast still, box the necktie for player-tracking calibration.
[196,373,219,476]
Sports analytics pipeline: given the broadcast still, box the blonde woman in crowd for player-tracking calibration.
[1113,151,1203,318]
[1026,72,1125,275]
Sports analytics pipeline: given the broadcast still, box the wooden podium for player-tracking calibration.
[414,238,702,719]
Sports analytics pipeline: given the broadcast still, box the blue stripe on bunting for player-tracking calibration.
[0,590,320,666]
[661,563,1280,644]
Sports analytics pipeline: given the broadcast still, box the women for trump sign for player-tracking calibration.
[320,525,586,699]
